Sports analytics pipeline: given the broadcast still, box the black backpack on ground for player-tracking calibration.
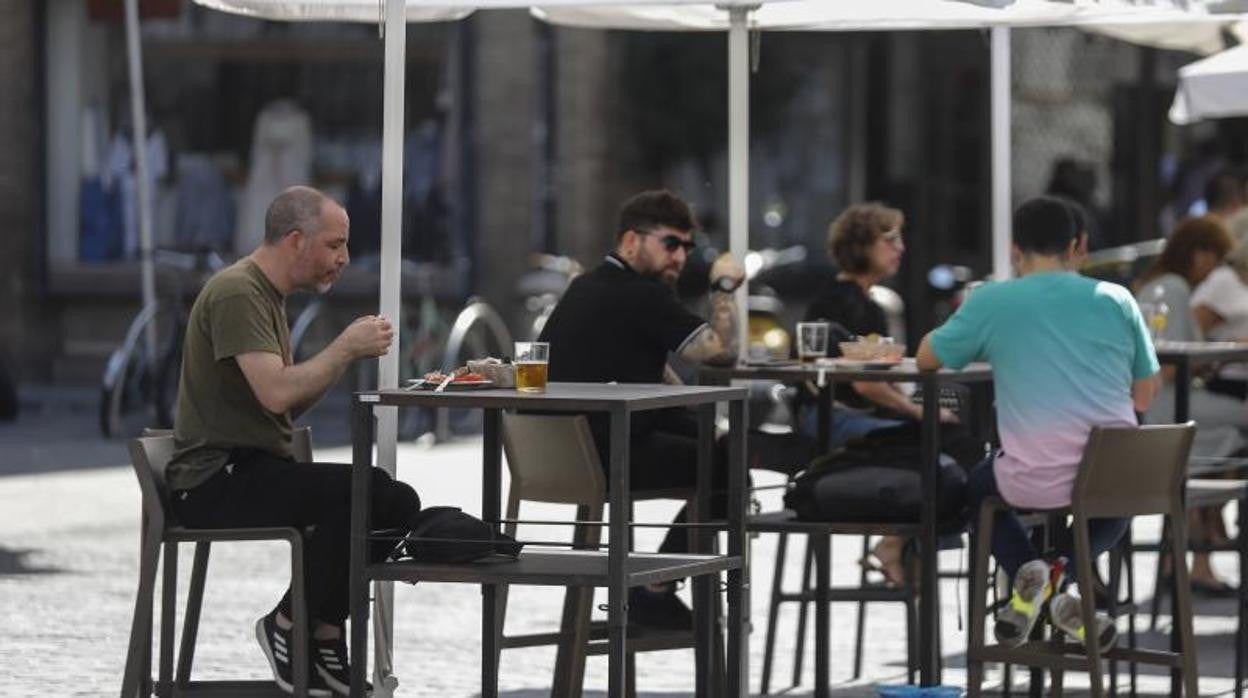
[398,507,523,564]
[783,424,969,526]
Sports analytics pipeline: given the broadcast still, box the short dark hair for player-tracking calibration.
[616,190,697,239]
[827,202,905,274]
[1012,196,1083,256]
[264,186,331,245]
[1205,168,1248,212]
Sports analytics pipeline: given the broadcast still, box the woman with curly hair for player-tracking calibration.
[1137,215,1245,595]
[804,202,972,585]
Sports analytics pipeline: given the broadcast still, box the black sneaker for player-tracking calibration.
[628,586,693,632]
[254,613,331,696]
[312,630,373,696]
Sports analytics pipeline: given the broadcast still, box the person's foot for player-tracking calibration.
[628,586,693,632]
[863,537,910,588]
[1049,591,1118,653]
[254,613,332,696]
[994,559,1052,648]
[312,629,373,696]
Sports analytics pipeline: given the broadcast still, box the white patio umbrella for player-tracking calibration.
[538,0,1247,283]
[1170,41,1248,124]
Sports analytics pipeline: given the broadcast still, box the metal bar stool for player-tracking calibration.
[967,423,1200,698]
[120,429,314,697]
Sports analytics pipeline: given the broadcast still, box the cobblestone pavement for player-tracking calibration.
[1,405,1243,696]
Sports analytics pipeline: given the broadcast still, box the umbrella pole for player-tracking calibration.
[123,0,157,360]
[991,26,1011,280]
[729,6,750,353]
[373,0,406,694]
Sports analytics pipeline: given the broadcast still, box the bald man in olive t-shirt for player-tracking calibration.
[168,186,422,696]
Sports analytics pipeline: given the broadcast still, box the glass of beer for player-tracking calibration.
[796,322,830,363]
[514,341,550,393]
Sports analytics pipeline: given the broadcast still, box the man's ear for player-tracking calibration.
[1066,233,1089,268]
[618,230,641,258]
[281,229,305,252]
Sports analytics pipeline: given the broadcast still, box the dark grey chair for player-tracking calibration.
[120,429,314,697]
[751,511,921,695]
[495,413,705,698]
[967,423,1201,698]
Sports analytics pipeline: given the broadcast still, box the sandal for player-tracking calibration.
[859,554,907,588]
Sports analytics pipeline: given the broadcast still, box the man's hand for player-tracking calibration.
[709,253,745,288]
[336,315,394,359]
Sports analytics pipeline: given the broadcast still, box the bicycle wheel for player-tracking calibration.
[99,338,158,438]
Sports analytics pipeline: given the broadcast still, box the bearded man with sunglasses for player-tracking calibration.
[537,189,743,630]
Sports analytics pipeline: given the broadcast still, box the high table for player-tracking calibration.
[1154,340,1248,424]
[1152,340,1248,696]
[348,382,749,698]
[701,359,993,689]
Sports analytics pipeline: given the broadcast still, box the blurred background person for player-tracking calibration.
[1136,215,1244,595]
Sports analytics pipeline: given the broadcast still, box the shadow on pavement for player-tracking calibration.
[0,546,63,576]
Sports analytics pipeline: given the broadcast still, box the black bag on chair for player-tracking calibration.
[783,427,968,525]
[400,507,523,563]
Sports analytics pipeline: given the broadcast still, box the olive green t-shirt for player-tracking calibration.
[168,259,294,490]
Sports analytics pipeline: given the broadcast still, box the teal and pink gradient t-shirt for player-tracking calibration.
[930,271,1160,510]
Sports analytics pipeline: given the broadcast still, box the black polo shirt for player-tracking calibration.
[538,254,707,449]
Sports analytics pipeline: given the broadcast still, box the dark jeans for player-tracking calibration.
[171,449,422,625]
[966,454,1129,583]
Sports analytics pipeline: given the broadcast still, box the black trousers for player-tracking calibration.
[593,409,738,555]
[171,449,422,625]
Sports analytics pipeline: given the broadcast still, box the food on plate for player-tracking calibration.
[838,336,905,361]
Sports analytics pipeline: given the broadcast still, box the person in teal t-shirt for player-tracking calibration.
[917,196,1161,652]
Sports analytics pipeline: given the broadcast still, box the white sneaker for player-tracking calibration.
[1049,590,1118,653]
[993,559,1052,647]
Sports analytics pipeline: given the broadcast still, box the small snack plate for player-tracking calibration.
[404,378,496,391]
[742,359,802,368]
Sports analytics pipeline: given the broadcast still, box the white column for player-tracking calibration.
[728,7,750,351]
[991,26,1012,280]
[124,0,157,357]
[373,1,406,694]
[46,0,82,269]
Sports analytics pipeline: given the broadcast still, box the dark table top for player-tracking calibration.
[355,381,748,412]
[700,359,993,384]
[1154,340,1248,365]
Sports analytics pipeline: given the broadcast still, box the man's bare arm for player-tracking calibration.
[663,363,685,385]
[1132,374,1161,413]
[916,334,943,371]
[236,315,393,417]
[236,349,352,417]
[680,290,739,366]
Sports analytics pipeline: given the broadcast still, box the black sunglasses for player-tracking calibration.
[641,231,696,253]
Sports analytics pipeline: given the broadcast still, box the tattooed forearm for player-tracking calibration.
[663,363,684,385]
[709,289,739,359]
[679,291,739,366]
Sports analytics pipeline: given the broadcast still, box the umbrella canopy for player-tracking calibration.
[1170,42,1248,124]
[196,0,769,21]
[536,0,1243,282]
[536,0,1232,32]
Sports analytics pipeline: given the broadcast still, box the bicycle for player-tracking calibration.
[99,249,227,438]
